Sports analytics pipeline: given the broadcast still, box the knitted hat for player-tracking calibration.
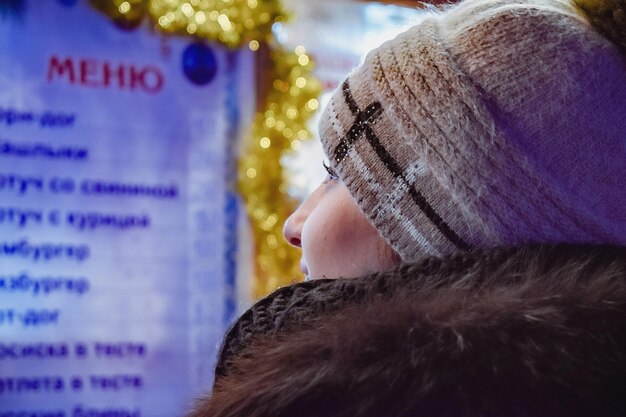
[319,0,626,262]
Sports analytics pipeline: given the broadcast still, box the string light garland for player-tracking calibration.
[90,0,289,47]
[90,0,321,298]
[239,46,321,298]
[90,0,146,29]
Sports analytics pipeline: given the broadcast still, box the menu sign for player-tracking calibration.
[0,2,243,416]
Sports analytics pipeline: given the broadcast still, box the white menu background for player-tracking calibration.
[0,1,249,416]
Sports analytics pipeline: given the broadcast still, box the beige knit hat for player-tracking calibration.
[319,0,626,262]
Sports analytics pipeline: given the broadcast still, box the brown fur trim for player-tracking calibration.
[193,244,626,417]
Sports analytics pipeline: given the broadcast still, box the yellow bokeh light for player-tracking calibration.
[295,77,306,88]
[286,107,298,119]
[195,11,206,24]
[119,1,131,13]
[266,234,278,247]
[295,45,306,55]
[291,139,301,150]
[265,117,276,128]
[249,40,260,51]
[218,14,232,30]
[253,208,265,220]
[187,23,197,33]
[260,137,271,148]
[247,168,257,178]
[266,214,278,227]
[298,55,310,66]
[273,80,285,91]
[307,98,319,111]
[158,16,170,27]
[181,3,194,17]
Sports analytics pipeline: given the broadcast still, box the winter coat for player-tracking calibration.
[189,244,626,417]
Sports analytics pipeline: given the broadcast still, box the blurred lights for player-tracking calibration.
[119,1,131,13]
[90,0,322,299]
[260,137,271,148]
[195,11,206,24]
[286,107,298,119]
[297,54,309,66]
[93,0,289,48]
[266,214,278,227]
[266,234,278,248]
[295,77,306,88]
[182,3,194,16]
[238,45,321,297]
[217,14,231,30]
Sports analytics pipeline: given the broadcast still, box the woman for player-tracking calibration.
[190,0,626,413]
[282,0,626,280]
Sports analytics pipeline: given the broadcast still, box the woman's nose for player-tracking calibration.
[283,184,324,248]
[283,208,303,248]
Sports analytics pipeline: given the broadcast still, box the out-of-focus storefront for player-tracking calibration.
[0,1,426,415]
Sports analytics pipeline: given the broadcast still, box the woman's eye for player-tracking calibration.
[323,162,339,181]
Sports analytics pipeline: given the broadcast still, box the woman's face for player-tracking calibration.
[283,167,400,280]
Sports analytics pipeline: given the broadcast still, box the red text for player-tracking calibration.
[47,56,164,94]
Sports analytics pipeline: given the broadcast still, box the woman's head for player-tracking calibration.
[285,0,626,278]
[283,165,400,279]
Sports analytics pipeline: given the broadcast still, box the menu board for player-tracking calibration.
[0,2,248,416]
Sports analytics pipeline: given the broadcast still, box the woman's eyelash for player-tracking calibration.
[323,162,339,179]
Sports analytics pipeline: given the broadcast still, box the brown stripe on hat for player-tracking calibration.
[333,79,472,252]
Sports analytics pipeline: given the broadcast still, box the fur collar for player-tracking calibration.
[193,244,626,417]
